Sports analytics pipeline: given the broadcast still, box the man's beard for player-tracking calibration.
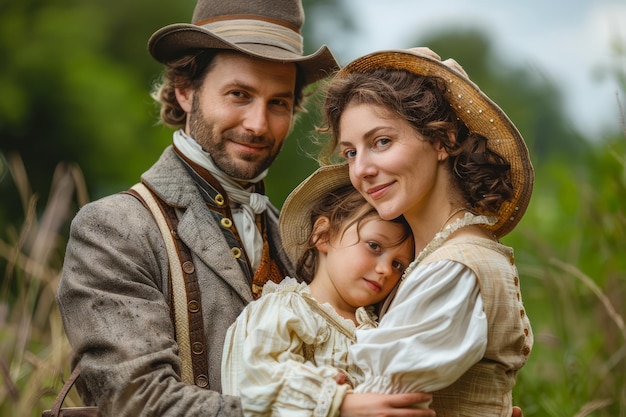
[188,97,282,180]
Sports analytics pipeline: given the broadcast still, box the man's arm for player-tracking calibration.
[57,194,242,416]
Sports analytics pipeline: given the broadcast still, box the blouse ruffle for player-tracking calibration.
[351,260,488,395]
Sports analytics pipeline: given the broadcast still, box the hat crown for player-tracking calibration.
[191,0,304,32]
[148,0,338,86]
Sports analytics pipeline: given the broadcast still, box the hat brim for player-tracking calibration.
[279,164,350,265]
[149,24,339,86]
[340,49,534,238]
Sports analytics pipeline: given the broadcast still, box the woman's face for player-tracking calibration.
[338,102,448,222]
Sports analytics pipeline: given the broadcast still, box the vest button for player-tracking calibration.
[231,247,242,258]
[221,218,233,228]
[192,342,205,355]
[182,261,195,274]
[188,300,200,313]
[195,374,209,388]
[215,194,225,206]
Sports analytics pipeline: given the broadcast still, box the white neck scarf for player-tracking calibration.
[173,129,269,271]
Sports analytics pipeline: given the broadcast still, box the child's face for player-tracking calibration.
[321,216,414,310]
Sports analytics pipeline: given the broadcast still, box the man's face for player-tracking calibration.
[178,51,297,180]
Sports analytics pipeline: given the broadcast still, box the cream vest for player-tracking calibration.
[421,236,533,416]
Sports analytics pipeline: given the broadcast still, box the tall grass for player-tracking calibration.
[510,128,626,416]
[0,154,88,416]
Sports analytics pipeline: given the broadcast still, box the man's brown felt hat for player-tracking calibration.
[148,0,339,86]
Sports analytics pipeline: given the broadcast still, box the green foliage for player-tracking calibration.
[0,0,191,226]
[504,133,626,416]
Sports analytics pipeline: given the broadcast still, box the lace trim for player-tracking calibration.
[261,276,307,296]
[402,212,497,280]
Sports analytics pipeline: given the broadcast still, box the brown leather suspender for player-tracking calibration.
[125,183,210,388]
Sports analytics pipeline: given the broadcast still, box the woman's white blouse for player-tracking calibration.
[351,259,488,394]
[221,277,377,416]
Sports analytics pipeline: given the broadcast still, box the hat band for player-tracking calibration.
[201,19,303,55]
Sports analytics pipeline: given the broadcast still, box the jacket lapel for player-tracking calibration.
[142,146,254,304]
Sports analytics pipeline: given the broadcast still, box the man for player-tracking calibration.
[57,0,437,416]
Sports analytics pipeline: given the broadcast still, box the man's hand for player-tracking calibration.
[512,406,523,417]
[340,392,435,417]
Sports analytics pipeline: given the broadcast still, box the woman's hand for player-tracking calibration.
[340,392,435,417]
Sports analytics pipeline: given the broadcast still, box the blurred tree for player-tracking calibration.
[419,29,591,166]
[0,0,192,228]
[265,0,355,207]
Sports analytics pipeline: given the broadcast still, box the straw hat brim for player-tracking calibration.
[339,48,534,238]
[148,24,339,86]
[279,164,351,265]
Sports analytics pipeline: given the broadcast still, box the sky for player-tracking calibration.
[319,0,626,139]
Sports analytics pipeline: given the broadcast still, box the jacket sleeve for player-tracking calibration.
[57,193,243,417]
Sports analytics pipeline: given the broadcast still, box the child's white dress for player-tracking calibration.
[221,277,377,417]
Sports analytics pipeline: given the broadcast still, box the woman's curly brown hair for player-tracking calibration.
[151,49,308,129]
[318,68,512,216]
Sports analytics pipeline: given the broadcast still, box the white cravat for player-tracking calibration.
[173,129,269,271]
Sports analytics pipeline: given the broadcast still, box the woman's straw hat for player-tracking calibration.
[279,164,351,265]
[338,47,534,238]
[148,0,339,86]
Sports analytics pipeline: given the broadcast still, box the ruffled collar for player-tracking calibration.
[402,212,497,280]
[262,277,378,330]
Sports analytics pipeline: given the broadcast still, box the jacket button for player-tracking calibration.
[522,345,531,356]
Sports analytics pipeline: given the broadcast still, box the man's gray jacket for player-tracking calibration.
[57,146,294,416]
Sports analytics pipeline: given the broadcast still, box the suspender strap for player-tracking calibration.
[126,183,209,388]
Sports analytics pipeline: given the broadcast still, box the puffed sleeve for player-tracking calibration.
[351,260,487,394]
[222,287,349,417]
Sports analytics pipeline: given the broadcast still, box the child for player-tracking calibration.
[221,164,415,416]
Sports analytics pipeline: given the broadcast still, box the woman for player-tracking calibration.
[319,47,534,416]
